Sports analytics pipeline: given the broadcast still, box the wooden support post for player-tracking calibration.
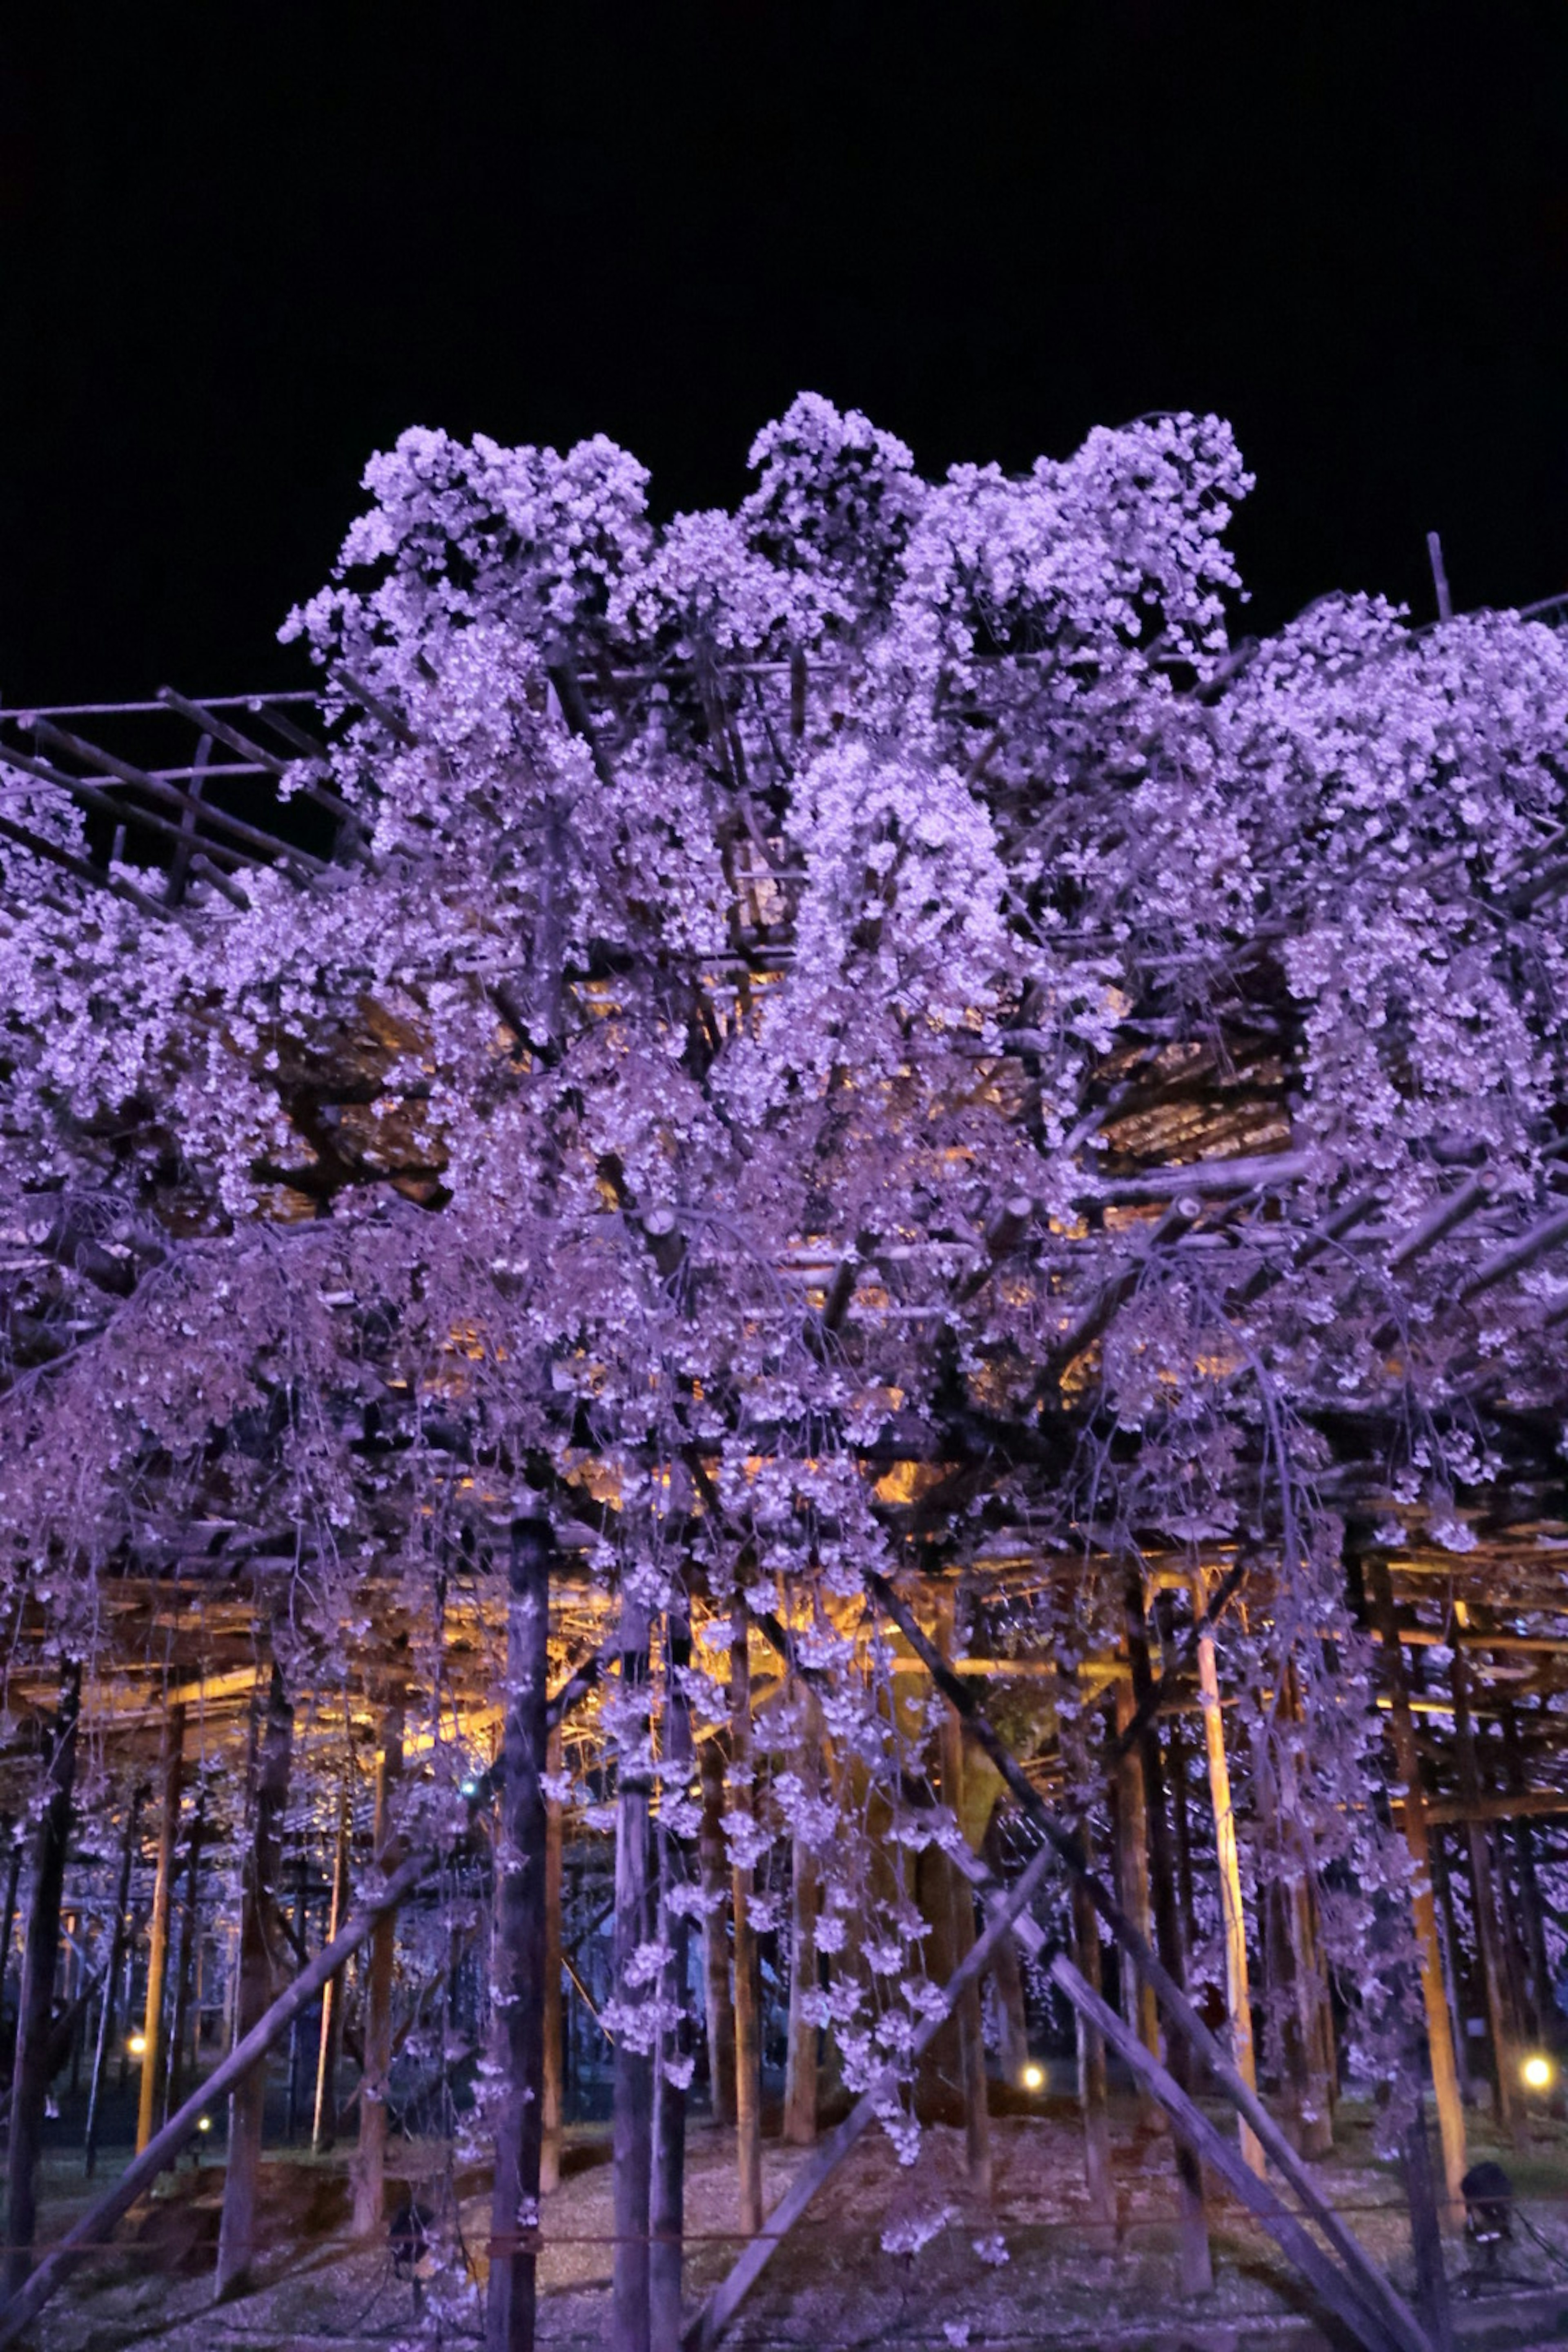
[1430,1830,1474,2106]
[136,1701,185,2154]
[2,1666,80,2305]
[1124,1574,1211,2297]
[1368,1562,1466,2222]
[782,1690,822,2148]
[699,1743,737,2126]
[1501,1708,1552,2042]
[865,1568,1433,2352]
[651,1605,695,2352]
[1051,1957,1417,2352]
[0,1846,430,2352]
[1190,1573,1263,2176]
[486,1518,552,2352]
[164,1788,205,2126]
[351,1706,403,2236]
[1071,1824,1116,2232]
[1111,1675,1160,2077]
[729,1608,763,2241]
[613,1596,655,2352]
[85,1786,143,2177]
[937,1600,991,2198]
[312,1773,352,2152]
[682,1838,1056,2352]
[541,1724,565,2195]
[216,1661,294,2299]
[1450,1646,1521,2144]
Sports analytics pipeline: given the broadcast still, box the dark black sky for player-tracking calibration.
[2,5,1565,704]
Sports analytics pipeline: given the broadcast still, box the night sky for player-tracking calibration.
[2,6,1565,706]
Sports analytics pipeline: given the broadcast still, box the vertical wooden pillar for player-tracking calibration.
[1368,1561,1466,2221]
[3,1665,80,2303]
[937,1599,991,2198]
[1450,1644,1521,2144]
[1190,1576,1263,2175]
[85,1785,143,2177]
[352,1706,404,2235]
[541,1724,565,2195]
[1071,1830,1116,2231]
[1111,1677,1160,2073]
[1501,1707,1552,2043]
[1430,1829,1475,2105]
[1125,1573,1211,2298]
[698,1743,737,2126]
[651,1604,694,2352]
[136,1701,185,2154]
[0,1825,20,2041]
[782,1688,822,2147]
[486,1517,552,2352]
[612,1596,654,2352]
[165,1788,205,2126]
[312,1773,352,2152]
[729,1610,764,2240]
[216,1661,294,2298]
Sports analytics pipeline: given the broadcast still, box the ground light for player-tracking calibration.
[197,2116,212,2134]
[1522,2053,1555,2091]
[126,2032,147,2058]
[1021,2062,1045,2092]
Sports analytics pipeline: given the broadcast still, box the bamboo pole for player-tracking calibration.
[541,1724,565,2195]
[216,1662,294,2297]
[0,1847,430,2351]
[486,1517,552,2352]
[937,1597,991,2198]
[1124,1575,1210,2297]
[312,1771,352,2152]
[3,1666,81,2305]
[84,1786,143,2176]
[1450,1645,1521,2145]
[699,1743,737,2126]
[1191,1573,1263,2174]
[351,1705,403,2235]
[729,1608,763,2241]
[135,1701,184,2153]
[782,1688,822,2148]
[612,1596,655,2352]
[651,1603,695,2352]
[1367,1563,1467,2220]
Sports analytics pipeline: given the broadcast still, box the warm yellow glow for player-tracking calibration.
[1522,2053,1555,2091]
[127,2032,147,2058]
[1021,2062,1045,2092]
[197,2115,212,2133]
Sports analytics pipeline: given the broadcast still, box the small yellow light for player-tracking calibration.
[127,2032,147,2058]
[1522,2053,1555,2091]
[1021,2062,1045,2092]
[197,2114,212,2133]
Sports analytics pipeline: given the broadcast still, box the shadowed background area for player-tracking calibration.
[1,2,1566,701]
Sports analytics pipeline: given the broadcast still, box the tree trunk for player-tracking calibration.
[85,1786,143,2177]
[650,1604,694,2352]
[2,1666,80,2304]
[216,1662,294,2298]
[312,1776,352,2152]
[699,1742,736,2127]
[1190,1574,1263,2175]
[612,1597,654,2352]
[0,1830,20,2049]
[486,1518,552,2352]
[1125,1578,1211,2298]
[782,1690,822,2148]
[351,1706,403,2236]
[136,1702,185,2154]
[1430,1829,1475,2106]
[1502,1706,1552,2042]
[729,1608,763,2241]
